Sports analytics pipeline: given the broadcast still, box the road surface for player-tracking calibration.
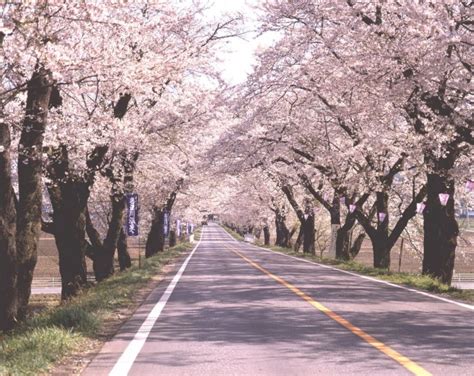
[84,224,474,375]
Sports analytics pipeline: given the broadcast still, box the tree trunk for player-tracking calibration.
[0,123,18,331]
[293,225,304,252]
[94,194,126,281]
[169,230,177,247]
[263,225,270,245]
[349,233,365,259]
[371,192,390,269]
[49,182,89,300]
[328,195,341,258]
[335,228,351,261]
[303,213,315,254]
[117,228,131,271]
[145,208,165,257]
[274,211,290,248]
[422,173,458,284]
[336,210,358,261]
[373,238,390,269]
[16,67,52,318]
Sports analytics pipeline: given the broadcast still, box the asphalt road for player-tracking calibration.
[83,223,474,376]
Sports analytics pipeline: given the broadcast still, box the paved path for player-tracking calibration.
[83,224,474,375]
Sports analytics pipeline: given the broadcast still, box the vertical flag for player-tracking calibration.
[126,193,139,236]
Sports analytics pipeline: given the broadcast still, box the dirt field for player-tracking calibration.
[354,232,474,273]
[35,233,144,279]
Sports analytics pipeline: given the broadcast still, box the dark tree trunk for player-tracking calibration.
[303,213,315,254]
[93,150,138,279]
[329,196,341,225]
[46,143,105,300]
[372,192,390,269]
[422,173,458,284]
[49,181,89,300]
[294,225,304,252]
[145,208,165,257]
[0,123,18,331]
[274,211,290,248]
[349,233,365,259]
[117,228,131,271]
[336,193,373,261]
[336,212,358,261]
[145,182,182,257]
[328,195,341,257]
[373,238,390,269]
[355,187,425,269]
[280,184,306,251]
[16,68,52,318]
[169,230,177,247]
[263,225,270,245]
[335,229,351,261]
[94,194,126,281]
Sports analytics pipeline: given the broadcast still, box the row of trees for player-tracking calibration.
[0,0,472,333]
[0,2,239,331]
[214,1,472,285]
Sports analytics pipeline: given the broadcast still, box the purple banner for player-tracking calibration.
[126,193,139,236]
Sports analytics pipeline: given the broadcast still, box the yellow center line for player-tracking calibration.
[227,246,431,376]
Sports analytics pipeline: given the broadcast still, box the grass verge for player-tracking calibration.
[222,225,244,241]
[221,227,474,304]
[0,242,193,376]
[193,226,202,241]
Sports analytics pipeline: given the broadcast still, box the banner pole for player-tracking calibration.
[138,235,141,268]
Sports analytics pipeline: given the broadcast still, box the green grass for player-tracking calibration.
[222,226,244,241]
[222,227,474,304]
[0,242,192,376]
[193,226,202,241]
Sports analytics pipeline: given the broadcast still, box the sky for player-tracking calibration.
[206,0,267,84]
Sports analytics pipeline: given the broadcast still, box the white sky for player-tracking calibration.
[205,0,268,84]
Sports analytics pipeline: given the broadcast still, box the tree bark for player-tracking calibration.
[372,192,390,268]
[274,208,290,247]
[303,213,315,254]
[335,229,351,261]
[280,184,306,252]
[422,173,458,284]
[94,194,126,281]
[263,225,270,245]
[16,67,52,318]
[0,122,18,331]
[349,233,365,259]
[294,226,304,252]
[372,238,390,269]
[49,181,89,300]
[145,181,182,257]
[145,207,165,257]
[117,228,131,271]
[328,195,341,258]
[169,230,177,247]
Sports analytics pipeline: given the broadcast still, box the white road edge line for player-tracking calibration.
[239,239,474,312]
[108,233,203,376]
